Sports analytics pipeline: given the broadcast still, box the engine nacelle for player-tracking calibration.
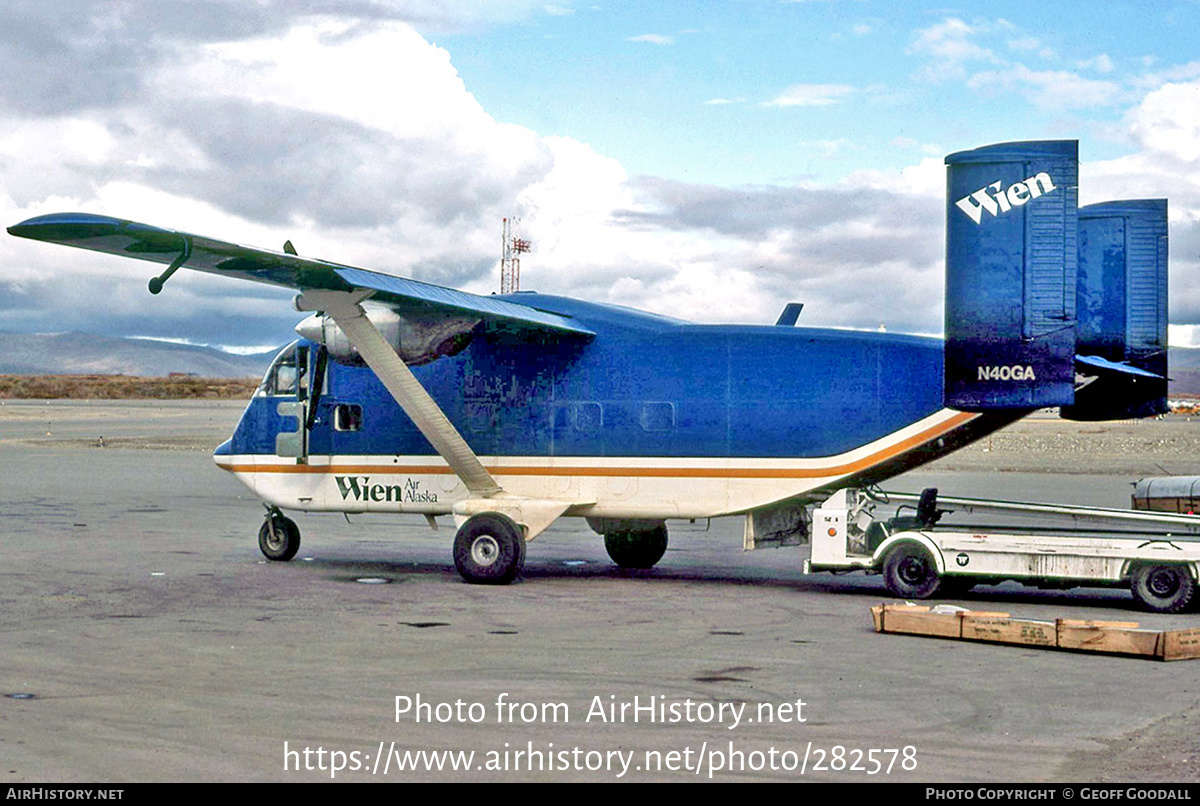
[294,302,479,366]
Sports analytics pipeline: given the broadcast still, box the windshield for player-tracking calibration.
[257,340,307,397]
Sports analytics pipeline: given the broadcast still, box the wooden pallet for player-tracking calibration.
[870,604,1200,661]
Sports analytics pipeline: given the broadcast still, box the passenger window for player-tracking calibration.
[573,403,603,432]
[334,404,363,432]
[640,402,675,432]
[467,401,495,432]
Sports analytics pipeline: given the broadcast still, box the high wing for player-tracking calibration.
[9,212,591,539]
[7,212,594,338]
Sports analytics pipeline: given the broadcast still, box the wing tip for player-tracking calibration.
[8,212,128,242]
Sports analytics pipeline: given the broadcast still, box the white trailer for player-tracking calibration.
[803,488,1200,613]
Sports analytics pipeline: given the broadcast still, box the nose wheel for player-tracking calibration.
[259,507,301,561]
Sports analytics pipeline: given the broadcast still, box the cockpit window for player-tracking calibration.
[258,341,308,397]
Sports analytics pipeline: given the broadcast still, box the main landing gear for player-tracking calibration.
[254,508,674,585]
[453,512,526,585]
[253,506,530,584]
[259,506,301,561]
[604,525,669,569]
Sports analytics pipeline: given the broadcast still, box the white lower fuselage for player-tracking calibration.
[215,408,980,521]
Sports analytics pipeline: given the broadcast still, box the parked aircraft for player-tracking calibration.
[7,140,1170,585]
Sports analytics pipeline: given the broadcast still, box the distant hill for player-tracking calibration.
[1170,346,1200,397]
[0,331,278,378]
[4,330,1197,393]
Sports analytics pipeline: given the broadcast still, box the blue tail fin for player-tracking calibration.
[1061,199,1168,420]
[944,140,1080,410]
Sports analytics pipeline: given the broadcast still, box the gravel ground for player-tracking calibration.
[1070,701,1200,783]
[6,401,1200,783]
[926,412,1200,477]
[921,413,1200,783]
[6,401,1200,478]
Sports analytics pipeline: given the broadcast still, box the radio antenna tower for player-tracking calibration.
[500,217,531,294]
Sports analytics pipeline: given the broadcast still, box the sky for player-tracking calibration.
[2,0,1200,351]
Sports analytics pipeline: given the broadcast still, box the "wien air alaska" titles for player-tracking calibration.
[335,476,439,503]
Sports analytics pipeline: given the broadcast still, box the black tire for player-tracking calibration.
[453,512,525,585]
[258,514,301,561]
[1130,564,1196,613]
[883,543,941,599]
[604,525,669,569]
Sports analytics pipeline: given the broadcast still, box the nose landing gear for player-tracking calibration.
[259,506,301,561]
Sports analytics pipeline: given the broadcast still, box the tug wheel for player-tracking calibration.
[883,543,941,599]
[1130,564,1195,614]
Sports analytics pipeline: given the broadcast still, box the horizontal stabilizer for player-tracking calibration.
[8,213,595,339]
[1075,354,1163,380]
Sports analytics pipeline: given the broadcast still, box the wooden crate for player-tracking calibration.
[870,604,1200,661]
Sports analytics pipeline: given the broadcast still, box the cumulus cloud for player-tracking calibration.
[1084,79,1200,328]
[0,10,591,345]
[1078,54,1115,74]
[909,15,1122,112]
[608,177,945,331]
[967,64,1122,110]
[4,2,1200,353]
[762,84,855,107]
[910,18,993,62]
[627,33,673,45]
[1134,61,1200,88]
[908,17,1000,82]
[1128,82,1200,164]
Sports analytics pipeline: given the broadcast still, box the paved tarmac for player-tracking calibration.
[2,400,1200,782]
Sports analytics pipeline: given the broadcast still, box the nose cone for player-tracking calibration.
[294,313,323,343]
[213,437,234,471]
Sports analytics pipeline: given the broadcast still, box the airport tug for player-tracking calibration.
[808,488,1200,613]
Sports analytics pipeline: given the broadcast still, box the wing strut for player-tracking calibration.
[148,235,192,295]
[295,289,503,499]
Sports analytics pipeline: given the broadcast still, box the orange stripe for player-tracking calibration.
[216,412,975,481]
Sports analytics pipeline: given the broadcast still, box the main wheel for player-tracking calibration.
[453,512,526,585]
[883,543,941,599]
[258,514,301,561]
[604,525,668,569]
[1130,564,1196,613]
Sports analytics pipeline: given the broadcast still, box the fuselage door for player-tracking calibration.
[261,341,310,459]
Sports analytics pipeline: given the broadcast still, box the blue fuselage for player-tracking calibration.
[223,294,945,462]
